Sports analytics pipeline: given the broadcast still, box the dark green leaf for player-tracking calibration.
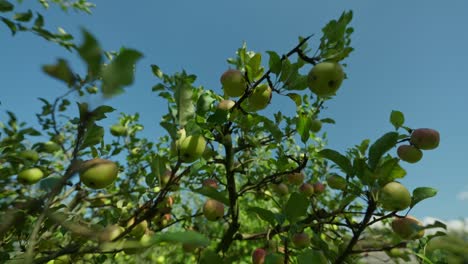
[151,83,165,92]
[411,187,437,208]
[267,51,282,75]
[248,207,277,227]
[424,220,446,230]
[297,113,311,143]
[174,81,195,126]
[150,231,209,247]
[151,64,163,79]
[196,93,215,115]
[13,10,32,22]
[1,17,16,35]
[390,110,404,129]
[78,30,102,78]
[376,157,406,186]
[89,105,115,121]
[320,118,335,124]
[0,0,13,12]
[42,59,76,86]
[199,249,223,264]
[318,149,353,175]
[368,132,398,170]
[287,93,301,106]
[192,187,229,206]
[33,13,44,28]
[285,192,309,223]
[102,49,143,97]
[297,249,328,264]
[80,124,104,150]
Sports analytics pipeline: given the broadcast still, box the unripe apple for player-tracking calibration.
[265,253,284,264]
[391,215,425,240]
[410,128,440,150]
[310,119,322,133]
[203,199,224,221]
[179,135,206,163]
[110,124,127,137]
[272,183,289,196]
[19,150,39,162]
[313,182,326,194]
[397,145,423,163]
[18,168,44,185]
[160,170,172,186]
[252,248,266,264]
[202,179,218,189]
[379,182,411,211]
[220,69,247,97]
[79,158,118,189]
[247,84,272,111]
[307,61,345,97]
[217,99,236,111]
[326,174,347,190]
[42,141,61,153]
[98,225,125,242]
[287,172,305,185]
[127,217,148,238]
[299,183,315,197]
[292,232,310,248]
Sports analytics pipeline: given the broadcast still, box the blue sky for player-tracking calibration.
[1,1,467,221]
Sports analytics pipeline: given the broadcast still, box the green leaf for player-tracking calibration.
[284,192,309,223]
[196,93,215,115]
[13,10,32,22]
[297,249,328,264]
[42,59,76,86]
[424,220,447,230]
[192,187,229,206]
[318,149,353,175]
[151,64,163,79]
[320,118,335,124]
[411,187,437,208]
[296,113,311,143]
[0,0,13,12]
[390,110,405,129]
[376,157,406,185]
[33,13,44,28]
[368,132,398,170]
[206,109,228,125]
[267,51,282,75]
[1,17,16,35]
[89,105,115,121]
[80,124,104,150]
[174,81,195,126]
[102,48,143,97]
[200,249,223,264]
[77,30,102,78]
[150,231,209,247]
[287,93,301,106]
[248,207,277,227]
[247,53,263,80]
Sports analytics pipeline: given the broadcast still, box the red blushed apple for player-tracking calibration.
[410,128,440,150]
[299,183,315,197]
[287,172,305,185]
[313,182,326,194]
[202,179,218,189]
[220,69,247,97]
[391,215,425,240]
[397,145,423,163]
[292,232,310,248]
[252,248,266,264]
[203,199,224,221]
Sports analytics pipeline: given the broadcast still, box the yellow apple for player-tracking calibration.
[307,61,345,97]
[18,168,44,185]
[217,99,236,111]
[79,158,118,189]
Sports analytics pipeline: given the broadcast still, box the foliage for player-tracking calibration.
[0,2,446,264]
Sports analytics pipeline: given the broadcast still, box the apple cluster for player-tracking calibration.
[397,128,440,163]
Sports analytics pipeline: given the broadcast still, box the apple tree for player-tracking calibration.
[0,1,447,263]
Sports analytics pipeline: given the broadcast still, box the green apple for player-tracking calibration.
[127,217,148,238]
[410,128,440,150]
[247,84,272,111]
[310,119,322,133]
[287,172,305,185]
[307,61,345,97]
[326,174,347,190]
[292,232,310,248]
[98,225,125,242]
[299,183,315,197]
[220,69,247,97]
[110,124,127,136]
[391,216,425,240]
[79,158,118,189]
[18,168,44,185]
[217,99,236,111]
[42,141,61,153]
[202,179,218,189]
[313,182,326,194]
[19,150,39,162]
[397,145,423,163]
[203,199,224,221]
[272,183,289,196]
[179,135,206,163]
[379,182,411,211]
[252,248,266,264]
[52,255,72,264]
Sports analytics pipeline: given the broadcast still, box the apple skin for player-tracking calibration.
[310,119,322,133]
[217,99,236,111]
[287,172,305,185]
[299,183,315,197]
[18,168,44,185]
[126,217,148,238]
[292,232,310,248]
[272,183,289,196]
[313,182,326,194]
[252,248,266,264]
[179,135,207,163]
[391,216,425,240]
[42,141,61,153]
[410,128,440,150]
[247,84,272,111]
[110,124,127,137]
[379,182,411,211]
[326,174,347,190]
[307,61,345,97]
[397,145,423,163]
[203,199,224,221]
[19,150,39,162]
[202,179,218,189]
[79,158,118,189]
[220,69,247,97]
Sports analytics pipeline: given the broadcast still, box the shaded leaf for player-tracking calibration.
[368,132,398,170]
[285,192,309,223]
[80,124,104,150]
[102,49,143,97]
[78,30,102,78]
[150,231,209,247]
[13,10,32,22]
[192,187,229,206]
[0,0,13,12]
[318,149,353,175]
[267,51,282,75]
[42,59,76,86]
[390,110,405,129]
[287,93,301,106]
[248,207,277,227]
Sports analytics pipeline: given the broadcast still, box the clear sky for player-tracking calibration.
[1,1,467,221]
